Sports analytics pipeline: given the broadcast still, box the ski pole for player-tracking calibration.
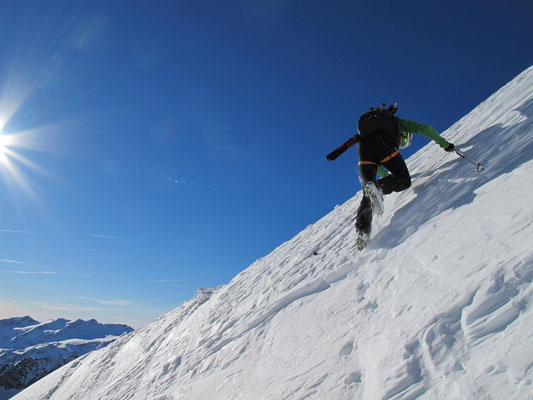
[454,149,484,172]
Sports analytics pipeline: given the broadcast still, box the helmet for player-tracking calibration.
[399,132,413,149]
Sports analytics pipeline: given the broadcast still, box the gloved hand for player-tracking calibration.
[443,143,455,152]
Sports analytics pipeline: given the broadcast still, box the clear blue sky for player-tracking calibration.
[1,0,531,328]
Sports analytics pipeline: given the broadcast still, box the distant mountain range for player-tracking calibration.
[0,316,132,396]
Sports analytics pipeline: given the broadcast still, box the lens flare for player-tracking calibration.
[0,111,67,216]
[0,133,12,165]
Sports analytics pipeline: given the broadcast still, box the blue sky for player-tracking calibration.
[0,0,531,328]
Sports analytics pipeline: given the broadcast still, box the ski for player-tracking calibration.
[326,135,358,161]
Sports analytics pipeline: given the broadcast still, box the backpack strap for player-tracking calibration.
[379,150,399,163]
[358,149,399,166]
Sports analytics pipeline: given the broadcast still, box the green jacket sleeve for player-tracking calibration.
[397,118,450,148]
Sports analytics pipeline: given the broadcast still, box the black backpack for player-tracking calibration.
[357,103,399,139]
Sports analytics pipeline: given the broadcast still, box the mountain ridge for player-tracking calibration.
[0,316,132,398]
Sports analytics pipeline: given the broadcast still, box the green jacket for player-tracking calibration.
[398,118,450,148]
[376,118,450,178]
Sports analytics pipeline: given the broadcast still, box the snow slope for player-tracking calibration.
[15,66,533,400]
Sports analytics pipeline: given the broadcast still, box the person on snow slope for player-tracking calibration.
[354,104,454,249]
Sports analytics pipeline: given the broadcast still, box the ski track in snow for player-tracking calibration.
[13,67,533,400]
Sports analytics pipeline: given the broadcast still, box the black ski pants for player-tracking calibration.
[355,134,411,234]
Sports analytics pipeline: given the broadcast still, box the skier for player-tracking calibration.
[353,104,454,249]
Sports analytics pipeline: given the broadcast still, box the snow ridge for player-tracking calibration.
[14,66,533,400]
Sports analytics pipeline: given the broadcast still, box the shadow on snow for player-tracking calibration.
[373,98,533,250]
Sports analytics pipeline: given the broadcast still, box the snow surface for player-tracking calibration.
[14,66,533,400]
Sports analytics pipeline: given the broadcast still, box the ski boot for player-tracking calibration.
[355,231,370,251]
[364,181,384,216]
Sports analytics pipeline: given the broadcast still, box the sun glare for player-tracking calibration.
[0,118,10,154]
[0,133,11,149]
[0,130,16,155]
[0,134,10,164]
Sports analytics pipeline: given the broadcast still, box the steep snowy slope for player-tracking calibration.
[15,66,533,400]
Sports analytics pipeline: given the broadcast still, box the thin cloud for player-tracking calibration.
[27,301,111,312]
[151,280,189,290]
[0,229,35,234]
[0,258,26,264]
[74,296,132,307]
[89,234,127,239]
[0,258,57,272]
[0,270,57,274]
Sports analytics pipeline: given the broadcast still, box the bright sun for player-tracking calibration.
[0,135,10,165]
[0,133,11,154]
[0,131,18,167]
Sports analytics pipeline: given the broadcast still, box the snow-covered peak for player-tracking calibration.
[0,317,39,329]
[15,66,533,400]
[0,317,39,344]
[1,317,132,350]
[1,317,133,399]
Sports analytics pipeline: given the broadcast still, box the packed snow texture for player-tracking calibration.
[15,67,533,400]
